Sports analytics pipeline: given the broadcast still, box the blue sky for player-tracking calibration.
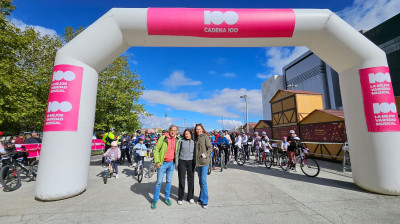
[10,0,400,131]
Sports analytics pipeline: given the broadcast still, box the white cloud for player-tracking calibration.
[162,71,202,89]
[142,88,262,119]
[256,73,272,79]
[139,115,179,130]
[223,72,236,78]
[209,71,216,75]
[10,18,58,36]
[264,46,309,76]
[216,119,243,130]
[261,0,399,77]
[338,0,400,30]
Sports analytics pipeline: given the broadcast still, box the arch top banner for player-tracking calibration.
[147,8,295,38]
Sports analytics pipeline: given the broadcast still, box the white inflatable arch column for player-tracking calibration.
[35,8,400,200]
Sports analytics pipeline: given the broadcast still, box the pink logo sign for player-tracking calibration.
[359,66,400,132]
[147,8,295,38]
[43,64,83,132]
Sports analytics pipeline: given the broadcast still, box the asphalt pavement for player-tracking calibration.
[1,155,400,224]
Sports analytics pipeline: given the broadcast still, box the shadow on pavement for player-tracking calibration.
[130,182,180,203]
[227,160,367,194]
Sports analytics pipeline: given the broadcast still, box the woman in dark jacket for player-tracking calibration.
[194,124,213,209]
[176,129,195,205]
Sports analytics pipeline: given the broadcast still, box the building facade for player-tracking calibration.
[261,75,284,120]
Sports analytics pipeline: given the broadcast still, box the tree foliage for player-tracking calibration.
[0,1,146,134]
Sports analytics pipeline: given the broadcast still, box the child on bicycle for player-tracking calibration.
[286,136,300,173]
[281,136,289,155]
[133,138,149,167]
[103,141,121,178]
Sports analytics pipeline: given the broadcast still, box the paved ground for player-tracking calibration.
[1,155,400,224]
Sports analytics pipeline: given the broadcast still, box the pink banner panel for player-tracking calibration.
[147,8,295,38]
[359,66,400,132]
[43,64,83,132]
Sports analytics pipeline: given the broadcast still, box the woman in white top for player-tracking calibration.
[281,136,289,155]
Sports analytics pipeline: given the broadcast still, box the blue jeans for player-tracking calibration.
[196,165,209,205]
[153,161,175,202]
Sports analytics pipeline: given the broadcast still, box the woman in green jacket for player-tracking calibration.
[194,124,213,209]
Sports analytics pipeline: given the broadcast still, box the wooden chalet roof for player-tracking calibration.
[269,89,322,103]
[300,109,345,124]
[254,120,272,129]
[244,122,258,129]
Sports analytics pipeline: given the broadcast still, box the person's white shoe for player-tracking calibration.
[116,174,119,178]
[285,167,290,173]
[189,199,194,204]
[133,163,137,167]
[233,161,237,164]
[177,200,183,205]
[202,204,208,209]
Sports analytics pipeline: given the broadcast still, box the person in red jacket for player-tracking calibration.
[14,133,25,144]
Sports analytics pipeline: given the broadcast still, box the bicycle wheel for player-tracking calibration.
[103,169,109,184]
[30,160,39,181]
[148,162,156,178]
[279,155,288,171]
[265,155,273,168]
[137,165,144,183]
[1,165,22,191]
[220,151,224,172]
[300,158,320,177]
[237,150,245,166]
[207,160,212,175]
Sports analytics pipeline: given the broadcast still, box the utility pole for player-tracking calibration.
[165,112,168,129]
[240,95,249,133]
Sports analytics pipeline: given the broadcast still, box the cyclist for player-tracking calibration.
[260,132,271,160]
[281,136,289,156]
[253,132,261,161]
[120,132,132,165]
[133,138,148,167]
[233,132,242,164]
[287,130,296,142]
[286,136,300,172]
[217,131,230,169]
[103,141,121,178]
[102,127,116,164]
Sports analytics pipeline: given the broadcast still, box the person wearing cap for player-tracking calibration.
[281,136,289,156]
[287,130,296,142]
[217,131,230,169]
[286,137,300,172]
[241,132,249,160]
[132,138,148,167]
[103,141,121,178]
[102,128,116,164]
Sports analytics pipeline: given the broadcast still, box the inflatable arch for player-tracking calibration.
[35,8,400,200]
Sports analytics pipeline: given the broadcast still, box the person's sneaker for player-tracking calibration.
[285,167,290,173]
[133,163,137,167]
[202,204,208,209]
[196,200,202,205]
[189,199,195,204]
[293,167,298,172]
[151,201,157,209]
[233,161,237,164]
[177,200,183,205]
[165,199,172,206]
[116,174,119,178]
[224,165,228,169]
[212,167,215,170]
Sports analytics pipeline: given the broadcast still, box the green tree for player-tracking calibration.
[62,27,147,133]
[0,0,62,133]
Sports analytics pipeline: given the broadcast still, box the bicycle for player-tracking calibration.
[103,159,116,184]
[0,153,38,191]
[215,145,227,172]
[236,147,246,166]
[134,150,147,183]
[147,155,156,178]
[266,144,279,169]
[285,147,320,177]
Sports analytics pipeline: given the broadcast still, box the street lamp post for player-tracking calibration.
[240,95,249,133]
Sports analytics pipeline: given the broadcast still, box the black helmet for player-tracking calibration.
[136,129,141,134]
